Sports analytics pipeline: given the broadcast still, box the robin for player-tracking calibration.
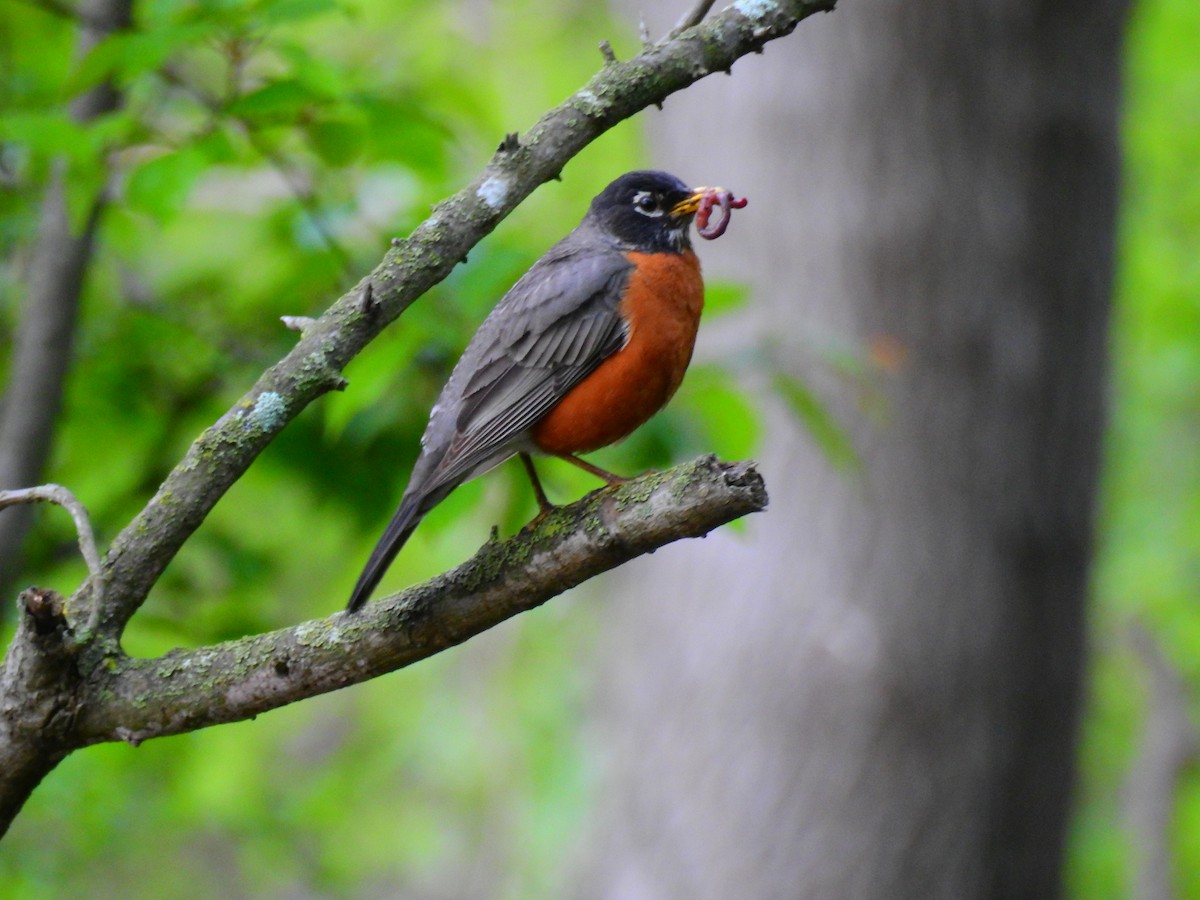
[346,170,745,612]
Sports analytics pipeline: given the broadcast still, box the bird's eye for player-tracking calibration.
[632,191,663,216]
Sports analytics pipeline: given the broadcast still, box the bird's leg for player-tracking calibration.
[556,453,629,485]
[520,452,557,515]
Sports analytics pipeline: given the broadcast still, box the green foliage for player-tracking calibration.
[0,0,641,893]
[3,0,1193,893]
[772,372,859,471]
[1065,0,1200,896]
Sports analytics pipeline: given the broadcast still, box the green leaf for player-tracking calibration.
[257,0,341,25]
[676,365,761,459]
[227,80,318,122]
[307,113,367,166]
[196,128,240,165]
[772,373,860,470]
[704,280,749,317]
[68,26,212,95]
[125,147,208,221]
[277,42,347,98]
[0,111,92,161]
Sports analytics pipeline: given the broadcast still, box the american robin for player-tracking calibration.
[346,170,745,612]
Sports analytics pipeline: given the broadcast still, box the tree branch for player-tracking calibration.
[1123,621,1200,900]
[0,485,104,619]
[670,0,719,39]
[73,456,766,744]
[0,588,80,836]
[89,0,837,637]
[1,0,831,836]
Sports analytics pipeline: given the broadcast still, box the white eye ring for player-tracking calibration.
[632,191,664,217]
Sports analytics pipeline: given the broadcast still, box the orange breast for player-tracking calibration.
[533,249,704,455]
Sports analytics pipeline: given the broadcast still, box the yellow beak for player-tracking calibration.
[670,188,712,218]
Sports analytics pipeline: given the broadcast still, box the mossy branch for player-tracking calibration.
[92,0,837,637]
[74,457,766,746]
[2,0,833,837]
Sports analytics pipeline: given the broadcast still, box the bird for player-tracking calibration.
[346,170,741,612]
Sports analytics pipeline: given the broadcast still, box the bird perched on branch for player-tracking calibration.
[346,170,746,612]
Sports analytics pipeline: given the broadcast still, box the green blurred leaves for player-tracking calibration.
[305,110,366,165]
[126,145,210,218]
[772,373,859,470]
[1,0,647,894]
[69,25,214,94]
[1066,0,1200,897]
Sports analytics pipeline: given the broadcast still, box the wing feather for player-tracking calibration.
[410,233,632,496]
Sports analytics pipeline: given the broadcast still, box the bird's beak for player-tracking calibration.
[670,188,711,218]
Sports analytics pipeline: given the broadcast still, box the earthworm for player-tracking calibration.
[695,189,748,240]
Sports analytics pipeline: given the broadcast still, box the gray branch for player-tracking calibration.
[76,457,765,745]
[86,0,835,637]
[0,588,79,835]
[670,0,719,39]
[1123,622,1200,900]
[0,485,104,616]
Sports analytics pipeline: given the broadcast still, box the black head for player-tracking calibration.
[584,170,703,253]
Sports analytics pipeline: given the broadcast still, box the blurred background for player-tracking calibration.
[0,0,1196,896]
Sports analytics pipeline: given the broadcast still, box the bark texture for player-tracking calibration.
[579,0,1127,897]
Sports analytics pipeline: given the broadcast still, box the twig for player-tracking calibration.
[669,0,718,40]
[1123,621,1200,900]
[0,484,105,615]
[279,315,318,333]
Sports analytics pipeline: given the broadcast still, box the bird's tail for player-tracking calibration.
[345,493,426,613]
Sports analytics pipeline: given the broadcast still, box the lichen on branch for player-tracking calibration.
[76,457,767,746]
[93,0,836,637]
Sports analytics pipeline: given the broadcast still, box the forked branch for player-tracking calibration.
[74,457,766,745]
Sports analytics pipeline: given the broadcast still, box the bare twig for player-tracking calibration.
[1123,621,1200,900]
[639,16,652,49]
[669,0,718,40]
[280,315,319,333]
[0,485,104,613]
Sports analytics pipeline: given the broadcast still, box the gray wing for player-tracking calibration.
[410,235,633,497]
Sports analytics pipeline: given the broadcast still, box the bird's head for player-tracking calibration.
[585,170,710,253]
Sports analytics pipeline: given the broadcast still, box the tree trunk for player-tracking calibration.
[578,1,1127,896]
